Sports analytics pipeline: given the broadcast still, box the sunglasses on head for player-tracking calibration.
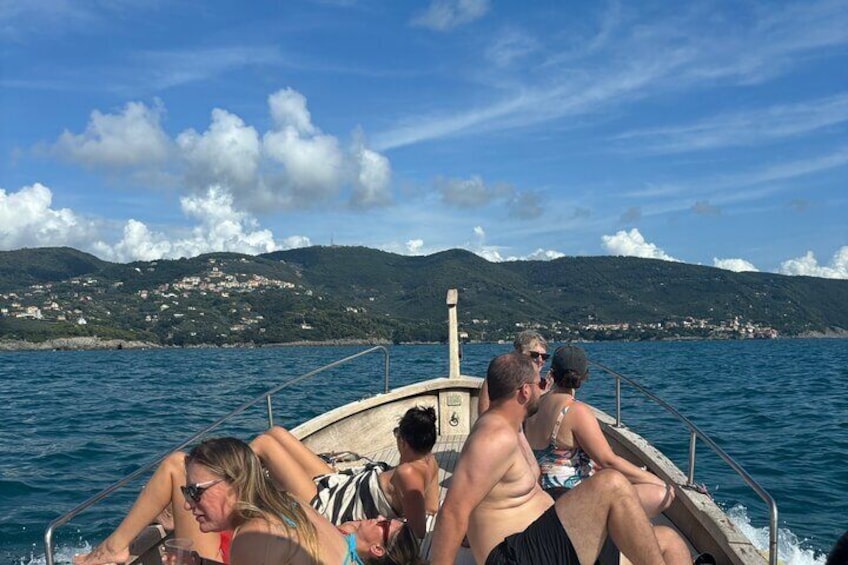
[181,478,223,503]
[528,351,550,361]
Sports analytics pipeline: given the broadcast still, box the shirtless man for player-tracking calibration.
[430,352,687,565]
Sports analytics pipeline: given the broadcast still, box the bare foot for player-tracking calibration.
[155,506,175,531]
[73,541,130,565]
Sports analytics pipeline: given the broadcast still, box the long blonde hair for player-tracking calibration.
[186,437,320,563]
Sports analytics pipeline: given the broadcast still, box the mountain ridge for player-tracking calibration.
[1,246,846,345]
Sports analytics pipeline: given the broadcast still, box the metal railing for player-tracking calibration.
[44,346,390,565]
[592,361,778,565]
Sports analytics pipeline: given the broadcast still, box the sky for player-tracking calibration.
[1,1,847,279]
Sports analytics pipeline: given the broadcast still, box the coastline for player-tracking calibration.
[1,330,846,352]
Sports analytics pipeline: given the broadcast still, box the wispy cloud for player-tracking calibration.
[410,0,490,31]
[375,1,848,151]
[613,94,848,154]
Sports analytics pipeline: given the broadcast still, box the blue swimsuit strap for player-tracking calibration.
[344,533,365,565]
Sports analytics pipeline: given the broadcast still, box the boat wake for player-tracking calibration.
[727,504,828,565]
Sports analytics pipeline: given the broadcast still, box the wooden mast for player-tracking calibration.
[447,289,460,379]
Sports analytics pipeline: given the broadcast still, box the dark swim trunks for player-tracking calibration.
[485,505,579,565]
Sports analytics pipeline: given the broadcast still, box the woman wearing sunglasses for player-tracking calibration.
[523,345,674,517]
[184,436,423,565]
[478,330,549,414]
[250,406,438,540]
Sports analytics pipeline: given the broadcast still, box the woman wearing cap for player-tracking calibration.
[478,330,550,414]
[523,345,674,517]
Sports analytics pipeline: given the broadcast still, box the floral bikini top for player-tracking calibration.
[532,404,596,491]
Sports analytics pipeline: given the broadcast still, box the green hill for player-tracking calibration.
[1,245,846,345]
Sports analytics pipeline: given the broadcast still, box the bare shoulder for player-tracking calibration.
[466,412,519,454]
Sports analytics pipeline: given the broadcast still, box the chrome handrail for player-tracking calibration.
[44,345,390,565]
[592,361,778,565]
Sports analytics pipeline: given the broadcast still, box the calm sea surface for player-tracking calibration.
[1,340,846,564]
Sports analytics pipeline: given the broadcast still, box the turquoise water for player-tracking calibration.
[1,340,846,564]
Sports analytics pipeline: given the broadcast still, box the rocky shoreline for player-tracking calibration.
[1,331,846,352]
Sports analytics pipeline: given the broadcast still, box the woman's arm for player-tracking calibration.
[568,402,665,488]
[392,464,429,538]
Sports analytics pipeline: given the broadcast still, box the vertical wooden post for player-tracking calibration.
[447,289,459,379]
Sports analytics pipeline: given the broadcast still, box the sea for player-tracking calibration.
[1,339,846,565]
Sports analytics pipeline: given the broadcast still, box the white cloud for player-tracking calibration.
[614,93,848,154]
[268,88,316,135]
[0,183,96,249]
[526,248,565,261]
[53,101,171,168]
[176,108,261,190]
[94,185,310,262]
[713,258,759,273]
[778,247,848,279]
[406,239,425,254]
[601,229,679,262]
[487,28,539,67]
[350,141,392,208]
[411,0,490,31]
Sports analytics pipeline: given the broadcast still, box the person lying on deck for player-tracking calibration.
[73,406,438,565]
[478,330,549,414]
[184,436,424,565]
[523,344,675,517]
[251,405,439,539]
[429,352,691,565]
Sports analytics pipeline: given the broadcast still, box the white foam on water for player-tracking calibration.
[15,541,91,565]
[727,504,828,565]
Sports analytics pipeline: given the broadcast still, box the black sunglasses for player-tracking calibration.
[528,351,550,361]
[181,478,223,503]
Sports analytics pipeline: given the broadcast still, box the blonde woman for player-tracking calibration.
[185,436,423,565]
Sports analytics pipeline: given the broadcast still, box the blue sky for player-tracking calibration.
[1,1,847,278]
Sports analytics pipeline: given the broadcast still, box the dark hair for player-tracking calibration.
[366,523,424,565]
[551,366,589,389]
[486,352,536,403]
[827,530,848,565]
[397,406,437,454]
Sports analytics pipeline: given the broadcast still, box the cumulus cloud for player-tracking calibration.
[406,239,425,254]
[177,108,261,191]
[93,185,311,262]
[713,258,759,272]
[601,229,679,261]
[53,101,171,168]
[470,225,504,262]
[49,88,394,214]
[437,175,514,209]
[526,248,566,261]
[778,247,848,279]
[349,134,392,208]
[411,0,490,31]
[0,183,96,249]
